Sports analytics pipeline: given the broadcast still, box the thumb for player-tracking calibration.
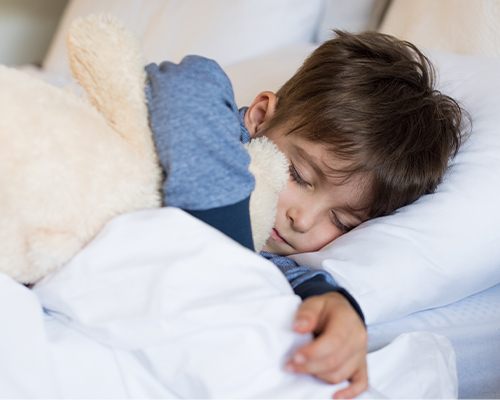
[293,297,324,334]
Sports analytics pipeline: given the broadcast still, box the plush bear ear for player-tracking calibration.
[246,137,289,252]
[67,14,154,155]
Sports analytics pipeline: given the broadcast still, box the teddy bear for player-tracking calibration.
[0,14,288,284]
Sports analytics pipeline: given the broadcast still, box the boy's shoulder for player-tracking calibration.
[146,55,232,91]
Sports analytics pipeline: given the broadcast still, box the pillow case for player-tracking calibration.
[43,0,322,81]
[291,51,500,324]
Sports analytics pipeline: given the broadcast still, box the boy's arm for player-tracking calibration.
[260,252,365,322]
[145,56,255,249]
[262,252,368,399]
[291,292,368,399]
[188,199,254,250]
[293,276,365,324]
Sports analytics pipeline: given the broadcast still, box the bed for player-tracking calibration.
[0,209,457,398]
[3,0,500,398]
[369,284,500,398]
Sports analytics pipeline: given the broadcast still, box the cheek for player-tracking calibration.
[275,181,297,213]
[315,225,342,249]
[303,224,342,252]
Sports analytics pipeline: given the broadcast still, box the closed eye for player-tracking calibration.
[289,163,310,188]
[331,211,352,233]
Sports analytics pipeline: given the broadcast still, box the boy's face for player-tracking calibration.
[246,91,370,256]
[260,128,369,256]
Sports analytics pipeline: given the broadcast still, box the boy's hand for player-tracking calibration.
[286,292,368,399]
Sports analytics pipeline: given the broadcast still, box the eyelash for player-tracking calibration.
[289,162,352,233]
[289,163,310,187]
[331,211,350,233]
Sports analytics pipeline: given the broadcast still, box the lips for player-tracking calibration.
[271,228,291,246]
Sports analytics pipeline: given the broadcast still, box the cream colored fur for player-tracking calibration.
[0,14,287,284]
[246,138,288,252]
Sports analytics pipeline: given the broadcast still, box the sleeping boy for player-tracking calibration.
[145,30,464,399]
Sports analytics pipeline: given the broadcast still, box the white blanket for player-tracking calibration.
[1,208,457,398]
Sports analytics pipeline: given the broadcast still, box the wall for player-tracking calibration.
[0,0,68,66]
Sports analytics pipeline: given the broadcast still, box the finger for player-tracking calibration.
[312,354,363,383]
[288,323,344,373]
[300,357,365,383]
[294,329,352,368]
[333,366,368,399]
[293,297,325,333]
[298,315,367,362]
[292,327,367,376]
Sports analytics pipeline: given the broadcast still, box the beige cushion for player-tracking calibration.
[42,0,323,81]
[379,0,500,58]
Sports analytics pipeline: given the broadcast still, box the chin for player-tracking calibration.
[262,242,292,256]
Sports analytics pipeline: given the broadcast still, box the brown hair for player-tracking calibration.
[266,30,467,218]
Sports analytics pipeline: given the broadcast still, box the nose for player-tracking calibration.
[287,206,317,233]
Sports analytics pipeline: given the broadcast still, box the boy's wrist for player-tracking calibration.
[331,288,365,326]
[293,274,338,300]
[293,276,365,326]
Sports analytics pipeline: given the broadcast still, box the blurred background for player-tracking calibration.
[1,0,499,69]
[0,0,68,66]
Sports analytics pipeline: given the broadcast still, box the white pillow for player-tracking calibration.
[227,46,500,325]
[291,51,500,324]
[42,0,322,81]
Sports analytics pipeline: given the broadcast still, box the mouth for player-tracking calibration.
[271,228,292,247]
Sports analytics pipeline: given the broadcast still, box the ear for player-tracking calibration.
[244,91,277,138]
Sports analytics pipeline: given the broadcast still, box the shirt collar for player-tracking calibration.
[239,107,251,144]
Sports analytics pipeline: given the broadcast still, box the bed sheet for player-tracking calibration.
[1,208,457,398]
[368,284,500,398]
